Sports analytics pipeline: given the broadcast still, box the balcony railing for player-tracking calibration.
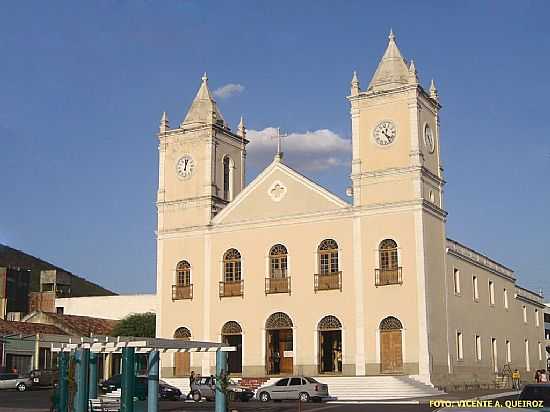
[219,280,244,298]
[375,267,403,286]
[172,284,193,300]
[314,272,342,292]
[265,277,291,295]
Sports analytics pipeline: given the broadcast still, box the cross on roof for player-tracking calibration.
[272,127,287,161]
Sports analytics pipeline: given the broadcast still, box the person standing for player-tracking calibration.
[535,370,541,383]
[186,371,196,400]
[540,370,548,383]
[512,369,521,390]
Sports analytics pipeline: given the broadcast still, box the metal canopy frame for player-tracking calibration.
[1,333,234,412]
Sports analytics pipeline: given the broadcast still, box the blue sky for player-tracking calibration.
[1,1,548,295]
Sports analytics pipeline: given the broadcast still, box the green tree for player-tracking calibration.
[110,312,156,338]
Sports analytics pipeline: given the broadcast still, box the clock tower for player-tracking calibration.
[348,31,448,384]
[156,73,248,231]
[348,30,444,210]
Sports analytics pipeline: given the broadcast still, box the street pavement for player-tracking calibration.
[0,389,517,412]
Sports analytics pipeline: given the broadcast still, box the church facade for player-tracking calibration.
[154,32,545,388]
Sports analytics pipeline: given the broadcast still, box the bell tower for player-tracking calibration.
[156,73,248,231]
[348,30,444,211]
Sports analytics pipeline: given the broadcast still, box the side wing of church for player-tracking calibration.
[154,32,545,390]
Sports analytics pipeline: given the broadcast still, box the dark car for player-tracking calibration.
[98,374,181,401]
[29,369,58,387]
[190,376,254,402]
[518,384,550,409]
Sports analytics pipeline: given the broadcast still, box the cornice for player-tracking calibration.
[446,238,515,282]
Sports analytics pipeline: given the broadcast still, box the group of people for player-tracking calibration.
[534,369,548,383]
[511,368,549,390]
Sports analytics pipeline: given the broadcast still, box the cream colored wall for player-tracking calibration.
[444,250,545,388]
[55,295,157,320]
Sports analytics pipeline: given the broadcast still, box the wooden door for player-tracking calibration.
[279,329,293,374]
[380,330,403,373]
[175,337,190,376]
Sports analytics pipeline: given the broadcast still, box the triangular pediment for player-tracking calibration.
[213,161,349,225]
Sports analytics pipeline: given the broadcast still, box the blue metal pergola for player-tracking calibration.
[51,336,235,412]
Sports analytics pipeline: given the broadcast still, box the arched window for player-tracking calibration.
[223,249,241,282]
[379,316,403,330]
[379,239,398,270]
[318,239,339,275]
[174,327,192,339]
[223,156,234,201]
[269,244,288,278]
[318,315,343,331]
[176,260,191,286]
[265,312,293,329]
[377,239,401,285]
[221,321,242,335]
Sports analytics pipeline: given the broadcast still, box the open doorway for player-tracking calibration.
[318,315,342,374]
[221,321,243,374]
[265,312,293,375]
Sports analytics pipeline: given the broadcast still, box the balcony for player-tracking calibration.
[375,268,403,286]
[265,277,291,295]
[314,272,342,292]
[172,284,193,300]
[219,280,244,298]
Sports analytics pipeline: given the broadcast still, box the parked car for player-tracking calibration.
[98,374,181,400]
[256,376,329,402]
[0,373,33,392]
[29,369,58,387]
[190,376,254,402]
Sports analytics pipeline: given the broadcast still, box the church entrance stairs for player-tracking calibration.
[163,375,445,400]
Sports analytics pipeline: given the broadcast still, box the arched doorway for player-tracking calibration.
[318,315,342,374]
[174,327,191,377]
[265,312,293,375]
[222,321,243,374]
[379,317,403,374]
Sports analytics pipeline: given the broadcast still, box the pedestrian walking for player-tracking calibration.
[540,370,548,383]
[512,369,521,390]
[535,369,541,383]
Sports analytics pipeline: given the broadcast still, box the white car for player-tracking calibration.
[0,373,33,392]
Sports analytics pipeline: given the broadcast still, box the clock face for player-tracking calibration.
[176,155,195,179]
[373,121,397,146]
[424,125,435,153]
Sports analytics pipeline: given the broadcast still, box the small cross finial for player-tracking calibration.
[201,72,208,83]
[273,127,287,161]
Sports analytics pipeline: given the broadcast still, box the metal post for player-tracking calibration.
[215,350,227,412]
[147,350,159,412]
[58,352,69,412]
[74,349,90,412]
[89,351,98,400]
[121,347,135,412]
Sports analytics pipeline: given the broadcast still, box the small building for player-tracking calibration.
[55,294,157,320]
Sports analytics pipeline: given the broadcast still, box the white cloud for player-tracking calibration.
[246,127,351,172]
[213,83,245,99]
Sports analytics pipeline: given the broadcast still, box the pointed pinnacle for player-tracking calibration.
[352,70,359,83]
[389,28,396,41]
[201,72,208,83]
[160,111,169,132]
[409,59,416,73]
[237,115,246,137]
[429,79,439,100]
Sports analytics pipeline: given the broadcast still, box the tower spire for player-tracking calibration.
[367,30,410,92]
[181,72,226,128]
